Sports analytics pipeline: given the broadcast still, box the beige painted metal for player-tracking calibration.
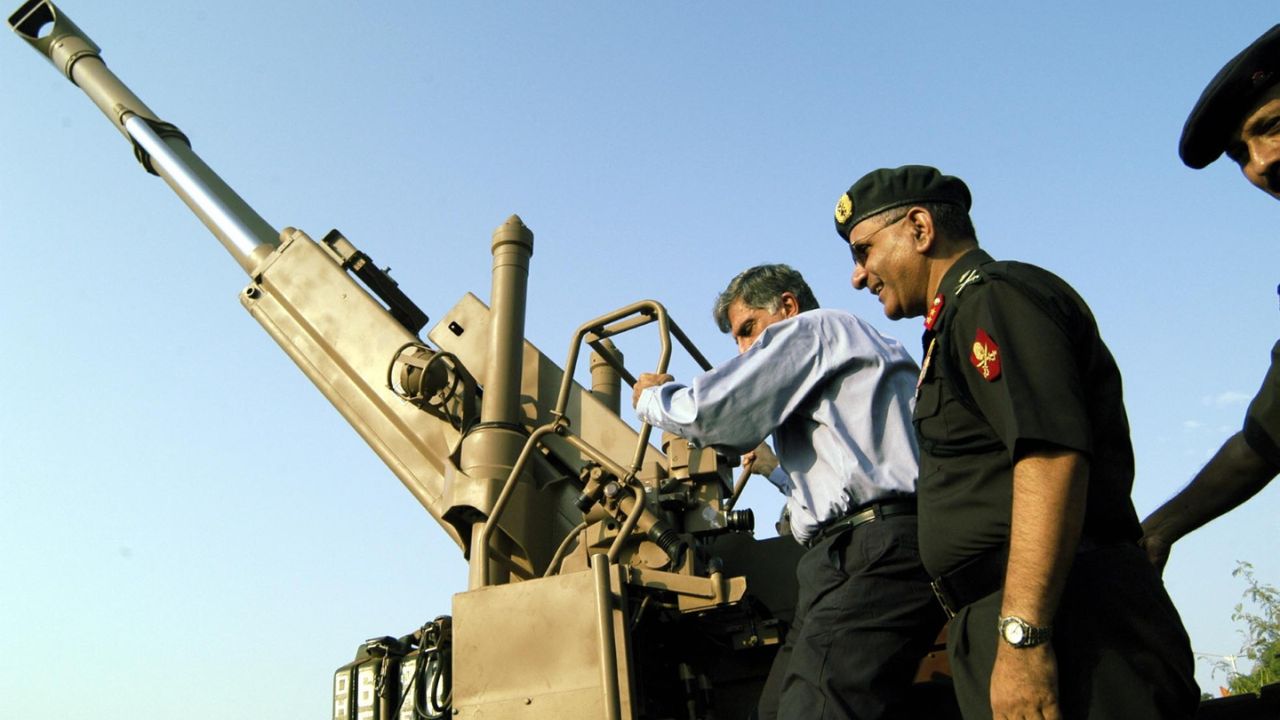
[463,216,535,590]
[452,567,635,719]
[482,215,533,424]
[592,554,623,720]
[623,564,748,612]
[428,293,667,579]
[13,6,817,714]
[242,228,463,549]
[430,293,666,480]
[706,534,805,626]
[472,420,566,587]
[589,340,624,414]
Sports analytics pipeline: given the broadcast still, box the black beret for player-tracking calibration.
[1180,25,1280,169]
[834,165,971,241]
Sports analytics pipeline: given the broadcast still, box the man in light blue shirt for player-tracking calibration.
[632,264,946,720]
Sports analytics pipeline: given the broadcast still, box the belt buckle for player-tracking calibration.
[930,577,957,619]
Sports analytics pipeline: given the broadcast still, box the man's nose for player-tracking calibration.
[1245,141,1280,195]
[851,263,868,290]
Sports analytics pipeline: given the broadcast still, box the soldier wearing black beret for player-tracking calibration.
[1141,27,1280,572]
[835,165,1199,719]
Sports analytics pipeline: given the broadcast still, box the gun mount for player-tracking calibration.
[9,2,817,717]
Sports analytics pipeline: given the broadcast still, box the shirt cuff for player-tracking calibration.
[635,385,663,427]
[766,466,792,494]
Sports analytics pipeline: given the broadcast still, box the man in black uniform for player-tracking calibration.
[833,165,1199,719]
[1140,25,1280,571]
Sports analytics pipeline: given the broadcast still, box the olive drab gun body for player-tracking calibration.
[8,2,828,718]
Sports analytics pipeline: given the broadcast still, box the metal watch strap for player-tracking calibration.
[998,615,1052,648]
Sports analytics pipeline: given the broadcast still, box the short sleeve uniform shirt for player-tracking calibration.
[914,250,1142,576]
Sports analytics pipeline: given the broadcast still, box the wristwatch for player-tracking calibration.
[997,615,1052,648]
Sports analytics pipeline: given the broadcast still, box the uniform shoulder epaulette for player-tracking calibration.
[961,261,1040,294]
[953,268,984,297]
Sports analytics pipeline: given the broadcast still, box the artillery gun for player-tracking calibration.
[28,4,1280,720]
[9,3,962,718]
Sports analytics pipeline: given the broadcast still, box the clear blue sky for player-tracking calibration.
[2,2,1277,717]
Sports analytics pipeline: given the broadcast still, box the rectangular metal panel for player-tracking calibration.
[452,569,634,719]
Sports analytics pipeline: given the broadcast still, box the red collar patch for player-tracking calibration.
[923,293,944,330]
[970,328,1001,381]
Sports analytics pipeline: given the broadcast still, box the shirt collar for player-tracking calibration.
[922,248,994,333]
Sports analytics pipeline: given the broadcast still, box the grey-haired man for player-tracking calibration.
[632,264,945,719]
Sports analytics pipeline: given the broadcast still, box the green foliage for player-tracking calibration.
[1215,562,1280,695]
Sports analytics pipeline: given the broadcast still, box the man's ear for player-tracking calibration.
[907,207,936,254]
[779,291,800,318]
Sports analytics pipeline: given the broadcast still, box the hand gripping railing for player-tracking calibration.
[472,300,713,586]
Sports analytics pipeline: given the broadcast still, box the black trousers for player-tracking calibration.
[758,514,945,720]
[947,543,1200,720]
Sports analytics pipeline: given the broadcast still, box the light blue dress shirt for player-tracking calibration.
[635,308,920,543]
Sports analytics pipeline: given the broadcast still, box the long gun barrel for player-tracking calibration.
[9,0,669,582]
[9,0,277,273]
[13,6,810,717]
[8,0,469,553]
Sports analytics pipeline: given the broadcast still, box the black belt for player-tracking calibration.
[805,498,917,548]
[929,538,1114,618]
[930,548,1007,618]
